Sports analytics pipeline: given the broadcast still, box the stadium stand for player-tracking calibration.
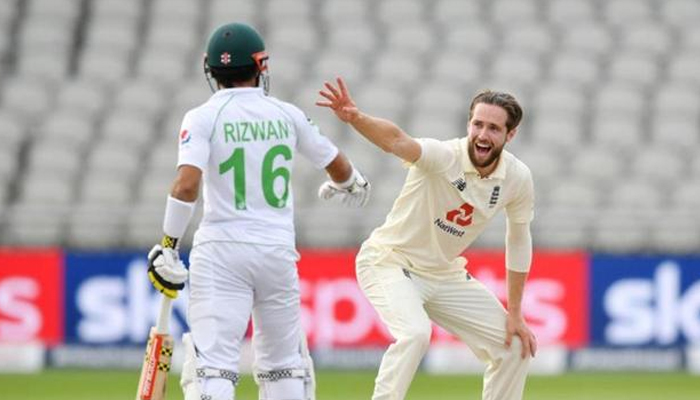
[0,0,698,253]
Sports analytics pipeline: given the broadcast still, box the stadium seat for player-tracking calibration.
[652,83,700,120]
[650,116,700,153]
[608,52,661,87]
[619,23,674,56]
[2,203,69,246]
[548,0,596,25]
[85,141,143,179]
[320,0,370,23]
[0,111,26,153]
[99,111,156,151]
[491,0,538,25]
[312,50,367,87]
[444,24,497,55]
[113,79,168,120]
[589,114,644,152]
[650,210,700,254]
[489,52,542,87]
[607,180,665,211]
[265,0,313,24]
[533,207,596,249]
[411,83,467,119]
[406,113,464,142]
[604,0,654,26]
[38,111,95,150]
[593,84,646,118]
[55,78,108,119]
[563,22,614,57]
[570,146,625,189]
[79,48,132,88]
[501,23,555,56]
[529,115,586,152]
[549,52,601,89]
[208,0,259,32]
[429,53,483,89]
[17,170,75,205]
[386,25,436,57]
[377,0,427,27]
[434,0,481,26]
[78,173,134,205]
[0,77,54,122]
[532,83,587,120]
[67,203,127,248]
[372,51,425,89]
[666,53,700,87]
[24,143,82,180]
[662,0,700,26]
[592,208,651,252]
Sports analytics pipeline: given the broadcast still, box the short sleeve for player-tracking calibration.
[412,138,455,174]
[177,109,211,172]
[295,114,339,169]
[506,166,535,224]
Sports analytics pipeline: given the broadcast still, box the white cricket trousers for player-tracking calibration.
[188,241,303,398]
[356,248,530,400]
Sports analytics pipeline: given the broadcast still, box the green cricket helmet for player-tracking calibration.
[204,23,269,92]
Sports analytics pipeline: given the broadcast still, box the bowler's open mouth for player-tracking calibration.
[475,142,491,155]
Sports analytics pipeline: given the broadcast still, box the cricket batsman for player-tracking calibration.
[145,24,371,400]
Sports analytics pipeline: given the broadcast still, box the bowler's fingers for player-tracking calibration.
[504,329,513,349]
[519,331,531,359]
[529,333,538,357]
[337,77,350,98]
[324,81,341,98]
[315,100,333,108]
[318,90,337,104]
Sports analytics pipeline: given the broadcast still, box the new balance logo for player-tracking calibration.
[451,178,467,191]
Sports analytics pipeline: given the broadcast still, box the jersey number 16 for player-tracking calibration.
[219,144,292,210]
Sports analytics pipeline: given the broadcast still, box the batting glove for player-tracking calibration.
[147,244,188,299]
[318,168,371,208]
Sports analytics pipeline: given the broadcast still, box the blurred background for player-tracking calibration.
[0,0,699,396]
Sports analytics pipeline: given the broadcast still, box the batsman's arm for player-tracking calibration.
[162,165,201,246]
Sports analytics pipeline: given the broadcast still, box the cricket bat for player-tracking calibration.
[136,296,174,400]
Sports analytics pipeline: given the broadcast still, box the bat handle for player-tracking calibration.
[155,296,173,334]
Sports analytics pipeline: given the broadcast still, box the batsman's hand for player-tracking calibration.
[318,169,371,208]
[316,77,359,123]
[147,244,188,299]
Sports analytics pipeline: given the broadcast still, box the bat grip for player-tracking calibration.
[155,296,173,334]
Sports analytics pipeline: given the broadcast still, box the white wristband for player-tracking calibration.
[333,167,360,190]
[163,195,196,239]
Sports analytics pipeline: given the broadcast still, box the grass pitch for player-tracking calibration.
[2,369,698,399]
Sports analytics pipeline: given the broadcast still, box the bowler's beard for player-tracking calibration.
[468,137,504,169]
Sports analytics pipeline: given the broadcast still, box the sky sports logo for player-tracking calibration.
[592,256,700,347]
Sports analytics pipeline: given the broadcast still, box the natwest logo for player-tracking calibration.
[446,202,474,226]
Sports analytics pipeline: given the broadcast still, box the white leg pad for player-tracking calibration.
[181,333,201,400]
[254,335,315,400]
[181,333,239,400]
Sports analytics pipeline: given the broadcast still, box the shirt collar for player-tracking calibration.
[213,87,263,98]
[459,137,508,180]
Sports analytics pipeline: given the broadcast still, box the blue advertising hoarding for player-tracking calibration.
[590,255,700,347]
[63,252,189,345]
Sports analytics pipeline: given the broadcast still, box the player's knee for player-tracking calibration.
[400,324,432,351]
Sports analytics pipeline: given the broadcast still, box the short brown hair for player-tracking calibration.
[468,90,523,132]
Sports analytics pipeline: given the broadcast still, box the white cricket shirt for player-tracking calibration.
[177,87,338,248]
[359,137,534,280]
